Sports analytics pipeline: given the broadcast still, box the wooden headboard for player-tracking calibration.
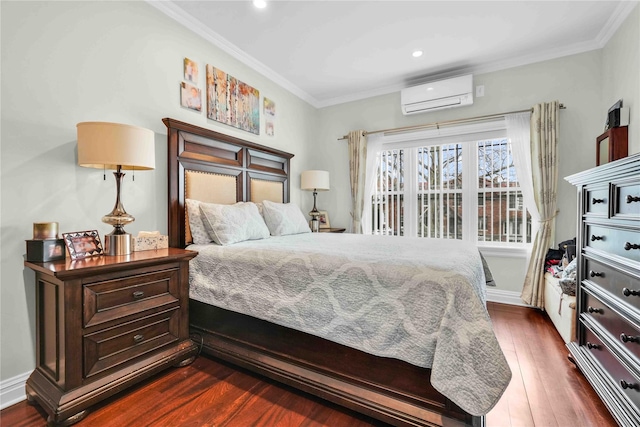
[164,118,294,248]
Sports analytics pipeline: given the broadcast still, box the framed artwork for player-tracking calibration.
[317,210,331,229]
[264,97,275,136]
[180,82,202,112]
[206,64,260,134]
[62,230,103,260]
[184,57,199,83]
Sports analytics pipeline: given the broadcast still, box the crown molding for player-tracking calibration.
[146,0,320,107]
[148,0,638,110]
[595,1,638,47]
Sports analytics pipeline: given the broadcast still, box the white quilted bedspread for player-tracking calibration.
[188,233,511,415]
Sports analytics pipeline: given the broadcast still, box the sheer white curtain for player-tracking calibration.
[361,135,383,234]
[509,102,560,308]
[347,130,368,233]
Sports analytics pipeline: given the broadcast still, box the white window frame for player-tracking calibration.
[365,119,534,257]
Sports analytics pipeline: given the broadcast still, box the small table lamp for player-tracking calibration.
[77,122,155,256]
[301,170,330,225]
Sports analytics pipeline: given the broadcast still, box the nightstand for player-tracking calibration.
[319,227,346,233]
[24,248,198,426]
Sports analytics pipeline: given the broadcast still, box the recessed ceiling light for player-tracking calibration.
[253,0,267,9]
[412,50,423,58]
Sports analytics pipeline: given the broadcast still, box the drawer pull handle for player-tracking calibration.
[587,306,603,314]
[620,380,639,390]
[623,288,640,297]
[589,270,603,278]
[624,242,640,251]
[621,333,640,344]
[627,195,640,204]
[586,342,600,350]
[592,198,605,204]
[132,291,145,299]
[133,334,144,343]
[591,235,604,241]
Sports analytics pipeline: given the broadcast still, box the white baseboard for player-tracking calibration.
[0,371,30,410]
[486,288,532,307]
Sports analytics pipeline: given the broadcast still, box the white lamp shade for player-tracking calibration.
[301,170,330,191]
[77,122,155,170]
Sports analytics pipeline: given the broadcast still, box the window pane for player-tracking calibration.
[371,149,404,235]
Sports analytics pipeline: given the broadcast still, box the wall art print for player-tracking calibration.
[180,82,202,112]
[264,97,275,137]
[206,65,260,134]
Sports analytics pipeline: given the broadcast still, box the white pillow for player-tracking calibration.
[199,201,270,245]
[261,200,311,236]
[185,199,211,245]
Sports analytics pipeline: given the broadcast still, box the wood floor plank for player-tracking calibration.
[1,302,618,427]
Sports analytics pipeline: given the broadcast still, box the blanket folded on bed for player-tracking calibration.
[189,233,511,415]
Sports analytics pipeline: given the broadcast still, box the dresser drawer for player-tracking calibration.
[585,185,610,216]
[84,308,180,378]
[84,269,180,327]
[584,328,640,409]
[585,256,640,313]
[613,180,640,219]
[584,290,640,364]
[585,223,640,263]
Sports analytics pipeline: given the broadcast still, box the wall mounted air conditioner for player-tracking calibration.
[401,74,473,115]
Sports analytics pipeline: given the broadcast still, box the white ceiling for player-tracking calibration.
[151,1,638,108]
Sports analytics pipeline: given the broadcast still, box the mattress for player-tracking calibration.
[188,233,511,415]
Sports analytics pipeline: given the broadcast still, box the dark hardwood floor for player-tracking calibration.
[1,303,618,427]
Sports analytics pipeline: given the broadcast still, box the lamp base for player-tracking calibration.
[104,231,132,256]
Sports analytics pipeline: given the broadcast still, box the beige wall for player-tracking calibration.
[0,1,316,381]
[602,5,639,154]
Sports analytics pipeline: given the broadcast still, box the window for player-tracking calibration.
[368,129,531,247]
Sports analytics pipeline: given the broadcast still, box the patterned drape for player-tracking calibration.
[348,130,367,234]
[520,101,560,308]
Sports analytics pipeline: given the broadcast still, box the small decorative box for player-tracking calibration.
[26,239,66,262]
[131,233,168,252]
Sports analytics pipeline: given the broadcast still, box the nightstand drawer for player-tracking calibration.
[84,308,180,378]
[84,269,180,327]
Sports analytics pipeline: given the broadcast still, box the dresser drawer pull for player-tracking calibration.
[587,306,603,314]
[586,342,600,350]
[592,197,605,204]
[627,195,640,204]
[623,288,640,297]
[132,291,145,299]
[620,380,639,390]
[589,270,603,278]
[591,235,604,241]
[621,333,640,344]
[624,242,640,251]
[133,334,145,343]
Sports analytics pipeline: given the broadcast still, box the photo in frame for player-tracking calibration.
[317,210,331,229]
[180,82,202,112]
[184,57,199,83]
[62,230,103,260]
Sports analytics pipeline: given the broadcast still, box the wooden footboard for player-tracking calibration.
[190,300,483,427]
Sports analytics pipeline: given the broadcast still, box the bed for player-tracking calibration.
[164,118,510,427]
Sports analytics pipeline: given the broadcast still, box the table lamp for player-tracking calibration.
[77,122,155,256]
[301,170,330,229]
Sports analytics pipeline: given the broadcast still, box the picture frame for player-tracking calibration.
[180,82,202,112]
[62,230,104,260]
[317,210,331,229]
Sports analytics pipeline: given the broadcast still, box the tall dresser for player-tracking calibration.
[566,153,640,426]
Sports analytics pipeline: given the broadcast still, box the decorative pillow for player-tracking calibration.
[185,199,211,245]
[199,201,270,245]
[261,200,311,236]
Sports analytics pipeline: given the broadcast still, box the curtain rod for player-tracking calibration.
[337,103,565,140]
